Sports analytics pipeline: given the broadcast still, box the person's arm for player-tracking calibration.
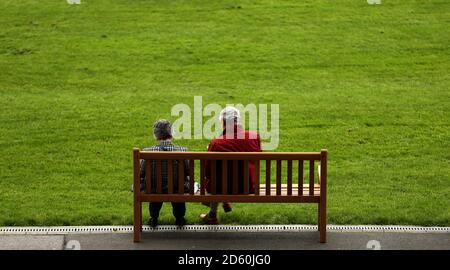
[257,133,262,151]
[204,141,216,180]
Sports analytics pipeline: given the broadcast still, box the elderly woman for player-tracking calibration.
[138,119,190,227]
[201,106,262,224]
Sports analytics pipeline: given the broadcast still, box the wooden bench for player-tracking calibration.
[133,148,328,243]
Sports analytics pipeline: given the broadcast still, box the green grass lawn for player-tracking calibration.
[0,0,449,226]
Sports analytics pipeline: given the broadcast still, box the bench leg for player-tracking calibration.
[319,201,326,243]
[133,199,142,242]
[317,204,320,231]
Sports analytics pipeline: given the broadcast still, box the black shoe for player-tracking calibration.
[149,218,158,228]
[175,217,186,227]
[223,202,232,213]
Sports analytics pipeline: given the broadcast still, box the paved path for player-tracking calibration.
[0,235,65,250]
[1,231,449,250]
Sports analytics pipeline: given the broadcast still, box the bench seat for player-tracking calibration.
[141,184,321,203]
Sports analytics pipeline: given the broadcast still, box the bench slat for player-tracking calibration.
[260,183,319,188]
[211,160,216,195]
[309,160,314,196]
[178,159,184,195]
[141,188,320,203]
[287,160,292,196]
[255,160,260,196]
[141,196,320,203]
[298,160,304,196]
[244,160,249,195]
[276,160,282,195]
[233,160,238,195]
[145,160,152,194]
[167,160,173,194]
[189,159,194,195]
[222,160,227,195]
[139,152,321,160]
[156,160,162,194]
[264,186,320,196]
[141,195,320,203]
[266,160,271,195]
[200,160,205,195]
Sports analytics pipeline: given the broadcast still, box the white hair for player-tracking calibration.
[219,106,240,124]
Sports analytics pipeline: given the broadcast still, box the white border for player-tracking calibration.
[0,225,449,235]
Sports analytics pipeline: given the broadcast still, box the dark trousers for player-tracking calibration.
[149,202,186,219]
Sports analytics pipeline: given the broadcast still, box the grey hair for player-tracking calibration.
[153,119,173,140]
[219,106,241,124]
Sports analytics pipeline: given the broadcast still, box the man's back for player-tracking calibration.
[209,130,261,152]
[206,125,262,194]
[140,140,189,194]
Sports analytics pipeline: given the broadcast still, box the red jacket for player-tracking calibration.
[204,125,262,194]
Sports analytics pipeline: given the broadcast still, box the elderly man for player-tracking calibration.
[139,119,190,227]
[201,106,262,224]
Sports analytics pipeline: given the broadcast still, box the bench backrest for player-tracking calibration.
[133,149,327,197]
